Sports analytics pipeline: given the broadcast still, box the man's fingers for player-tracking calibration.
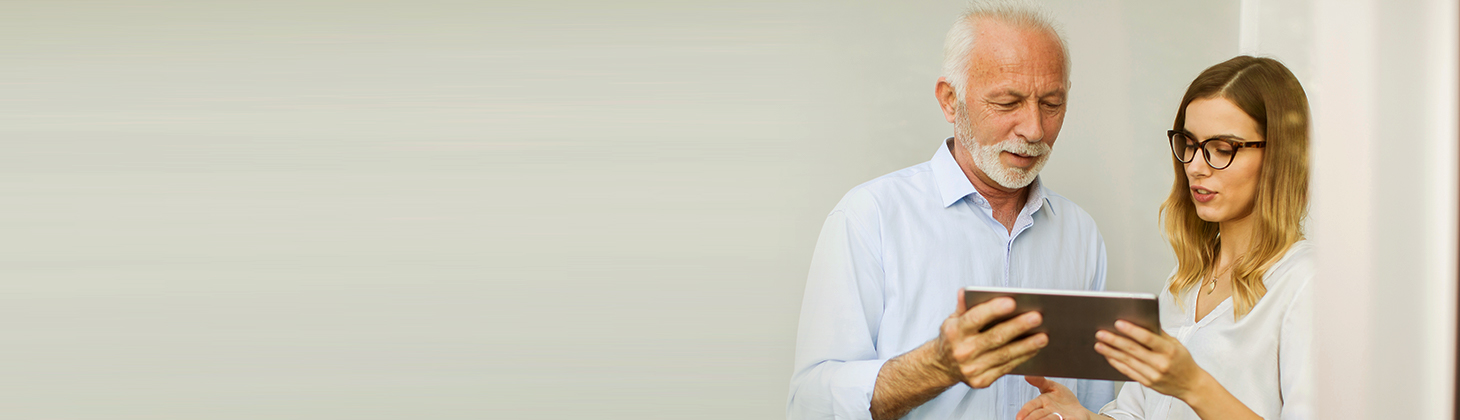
[967,351,1035,389]
[965,333,1045,387]
[979,332,1047,367]
[969,310,1041,350]
[960,297,1017,331]
[955,288,969,316]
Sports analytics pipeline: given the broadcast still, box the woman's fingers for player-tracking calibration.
[1096,341,1162,384]
[1115,320,1169,352]
[1096,329,1155,361]
[1015,402,1043,420]
[1103,353,1150,386]
[1018,406,1060,420]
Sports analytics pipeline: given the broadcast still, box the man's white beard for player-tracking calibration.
[955,105,1051,189]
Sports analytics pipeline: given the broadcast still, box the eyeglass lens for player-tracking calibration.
[1170,133,1235,169]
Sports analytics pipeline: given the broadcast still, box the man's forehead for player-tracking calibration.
[965,19,1068,91]
[974,67,1068,97]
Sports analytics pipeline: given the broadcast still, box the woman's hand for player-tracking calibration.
[1095,320,1210,401]
[1016,376,1100,420]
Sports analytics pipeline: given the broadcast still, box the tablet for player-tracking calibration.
[963,286,1160,382]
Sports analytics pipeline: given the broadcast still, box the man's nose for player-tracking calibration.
[1013,102,1045,142]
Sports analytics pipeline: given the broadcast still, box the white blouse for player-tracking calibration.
[1100,240,1313,420]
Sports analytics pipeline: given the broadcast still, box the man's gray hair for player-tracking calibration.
[942,0,1071,101]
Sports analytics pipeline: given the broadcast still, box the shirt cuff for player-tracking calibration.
[829,359,890,420]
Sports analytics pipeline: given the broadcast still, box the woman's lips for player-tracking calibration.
[1192,186,1216,203]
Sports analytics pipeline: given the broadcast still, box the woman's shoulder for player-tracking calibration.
[1263,240,1314,293]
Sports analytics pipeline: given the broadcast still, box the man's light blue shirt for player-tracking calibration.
[788,139,1113,420]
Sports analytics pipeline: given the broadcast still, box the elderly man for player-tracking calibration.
[787,2,1113,420]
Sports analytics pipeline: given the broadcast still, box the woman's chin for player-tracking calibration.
[1194,207,1226,223]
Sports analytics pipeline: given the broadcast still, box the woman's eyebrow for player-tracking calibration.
[1181,129,1247,141]
[1204,134,1247,141]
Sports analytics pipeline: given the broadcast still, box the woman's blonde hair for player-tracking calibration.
[1160,56,1309,319]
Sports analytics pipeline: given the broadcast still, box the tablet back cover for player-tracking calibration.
[963,287,1160,382]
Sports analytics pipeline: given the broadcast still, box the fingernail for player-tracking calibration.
[997,298,1015,310]
[1025,312,1041,325]
[1095,331,1108,340]
[1115,320,1129,329]
[1034,334,1048,346]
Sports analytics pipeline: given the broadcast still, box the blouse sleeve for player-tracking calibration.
[1278,275,1315,420]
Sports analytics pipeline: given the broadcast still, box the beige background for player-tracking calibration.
[0,1,1325,419]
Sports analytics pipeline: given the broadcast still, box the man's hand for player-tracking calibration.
[869,292,1050,420]
[935,294,1049,388]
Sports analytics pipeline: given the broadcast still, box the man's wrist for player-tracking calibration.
[923,335,962,387]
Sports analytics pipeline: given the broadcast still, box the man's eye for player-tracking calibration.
[1042,102,1064,109]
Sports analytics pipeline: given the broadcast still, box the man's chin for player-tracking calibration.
[989,170,1039,189]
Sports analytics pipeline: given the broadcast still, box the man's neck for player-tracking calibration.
[950,141,1029,233]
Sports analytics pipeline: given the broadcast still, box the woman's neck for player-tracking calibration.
[1217,213,1257,266]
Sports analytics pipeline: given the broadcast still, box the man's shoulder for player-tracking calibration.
[1040,187,1099,227]
[831,161,936,214]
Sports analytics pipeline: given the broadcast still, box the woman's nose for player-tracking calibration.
[1186,151,1212,177]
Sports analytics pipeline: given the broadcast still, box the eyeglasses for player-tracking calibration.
[1167,130,1265,170]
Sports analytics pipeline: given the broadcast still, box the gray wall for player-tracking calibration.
[1,1,1248,419]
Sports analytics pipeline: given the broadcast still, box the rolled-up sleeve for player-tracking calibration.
[788,192,887,420]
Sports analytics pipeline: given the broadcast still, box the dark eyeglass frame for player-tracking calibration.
[1167,129,1266,170]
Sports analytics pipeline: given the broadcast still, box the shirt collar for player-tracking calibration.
[930,138,1056,216]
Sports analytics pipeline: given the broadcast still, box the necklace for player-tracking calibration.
[1207,261,1234,295]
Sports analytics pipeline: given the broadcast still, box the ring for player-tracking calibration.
[1054,413,1064,420]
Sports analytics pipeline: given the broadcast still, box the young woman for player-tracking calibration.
[1016,55,1314,420]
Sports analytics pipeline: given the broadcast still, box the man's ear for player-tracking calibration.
[936,77,959,124]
